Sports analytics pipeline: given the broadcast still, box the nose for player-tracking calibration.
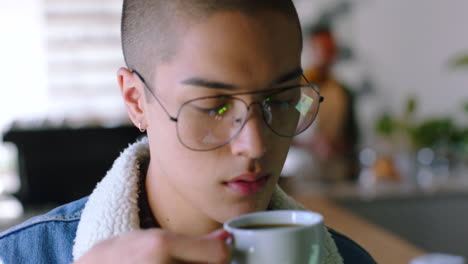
[230,104,267,159]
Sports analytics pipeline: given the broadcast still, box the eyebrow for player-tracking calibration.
[269,67,303,87]
[181,78,236,90]
[180,67,304,91]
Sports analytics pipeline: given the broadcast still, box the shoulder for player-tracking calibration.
[328,228,377,264]
[0,197,88,264]
[0,196,88,238]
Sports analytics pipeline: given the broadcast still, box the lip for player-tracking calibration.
[224,173,270,195]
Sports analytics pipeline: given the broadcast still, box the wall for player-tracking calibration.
[352,0,468,123]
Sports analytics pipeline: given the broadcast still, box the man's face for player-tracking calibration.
[144,10,302,224]
[309,33,336,68]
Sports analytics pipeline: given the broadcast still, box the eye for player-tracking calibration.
[264,93,298,107]
[192,102,232,116]
[266,97,291,104]
[216,103,231,115]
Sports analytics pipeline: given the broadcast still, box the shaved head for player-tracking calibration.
[121,0,302,87]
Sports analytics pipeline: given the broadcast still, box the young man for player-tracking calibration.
[0,1,374,263]
[297,25,360,182]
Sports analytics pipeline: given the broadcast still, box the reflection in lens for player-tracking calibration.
[294,86,320,135]
[264,86,319,137]
[295,93,314,117]
[201,129,222,144]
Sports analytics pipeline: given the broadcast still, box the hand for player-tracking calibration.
[73,228,232,264]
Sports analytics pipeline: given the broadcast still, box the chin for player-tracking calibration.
[217,199,269,223]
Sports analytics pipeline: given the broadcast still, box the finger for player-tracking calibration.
[168,233,230,264]
[205,229,232,241]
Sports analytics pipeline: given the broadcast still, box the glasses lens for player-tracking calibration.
[176,97,247,151]
[175,85,320,150]
[263,85,320,137]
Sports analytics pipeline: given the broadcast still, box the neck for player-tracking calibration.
[145,160,222,235]
[306,66,332,85]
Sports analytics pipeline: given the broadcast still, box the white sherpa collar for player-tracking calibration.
[73,137,343,263]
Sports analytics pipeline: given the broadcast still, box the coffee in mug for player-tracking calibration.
[238,223,305,229]
[224,210,324,264]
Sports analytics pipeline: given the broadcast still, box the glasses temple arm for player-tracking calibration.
[130,69,178,122]
[302,74,324,103]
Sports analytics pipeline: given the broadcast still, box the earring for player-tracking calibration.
[138,122,146,133]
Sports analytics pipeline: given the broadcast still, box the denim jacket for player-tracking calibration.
[0,138,375,264]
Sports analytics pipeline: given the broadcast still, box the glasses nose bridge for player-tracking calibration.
[245,101,266,119]
[238,100,271,138]
[246,99,259,105]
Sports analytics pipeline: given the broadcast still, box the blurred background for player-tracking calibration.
[0,0,467,263]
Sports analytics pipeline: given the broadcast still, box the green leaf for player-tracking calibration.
[408,118,456,148]
[375,113,396,136]
[405,97,417,114]
[450,52,468,69]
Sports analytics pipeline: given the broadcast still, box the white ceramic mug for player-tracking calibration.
[224,210,324,264]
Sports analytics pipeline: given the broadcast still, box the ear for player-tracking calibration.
[117,67,147,130]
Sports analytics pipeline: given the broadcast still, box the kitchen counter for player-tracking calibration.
[293,195,425,264]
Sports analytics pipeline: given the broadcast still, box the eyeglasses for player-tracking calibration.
[132,70,323,151]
